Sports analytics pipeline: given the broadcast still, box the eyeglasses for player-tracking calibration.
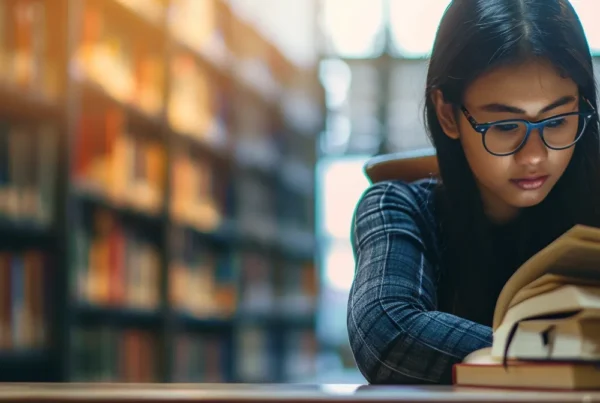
[460,98,597,156]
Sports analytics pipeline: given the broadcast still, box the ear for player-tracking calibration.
[431,89,460,140]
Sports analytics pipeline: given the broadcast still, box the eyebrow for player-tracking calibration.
[478,95,577,114]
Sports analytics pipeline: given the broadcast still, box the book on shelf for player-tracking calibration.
[170,148,222,232]
[168,52,226,148]
[0,121,57,227]
[114,0,166,25]
[71,326,158,382]
[235,324,273,382]
[284,329,317,381]
[279,224,315,258]
[453,224,600,390]
[169,228,236,318]
[172,332,224,382]
[235,174,278,244]
[280,158,313,196]
[0,0,61,100]
[72,209,160,310]
[237,251,274,316]
[277,262,317,317]
[168,0,225,63]
[228,11,280,102]
[0,250,48,351]
[74,1,165,116]
[73,105,166,215]
[232,91,279,171]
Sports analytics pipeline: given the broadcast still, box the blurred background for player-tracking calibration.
[0,0,600,385]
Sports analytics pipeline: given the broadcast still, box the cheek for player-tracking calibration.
[548,147,575,176]
[460,130,512,185]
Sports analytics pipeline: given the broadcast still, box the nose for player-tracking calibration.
[513,128,548,166]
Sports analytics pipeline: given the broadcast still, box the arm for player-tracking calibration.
[347,181,492,385]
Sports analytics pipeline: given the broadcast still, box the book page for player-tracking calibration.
[509,274,600,310]
[463,347,499,365]
[502,285,600,331]
[491,308,600,360]
[493,232,600,329]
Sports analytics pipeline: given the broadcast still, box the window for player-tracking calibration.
[320,0,385,58]
[571,0,600,55]
[228,0,318,68]
[388,0,451,59]
[315,155,371,348]
[387,0,600,58]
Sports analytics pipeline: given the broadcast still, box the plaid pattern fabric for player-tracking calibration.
[347,179,493,385]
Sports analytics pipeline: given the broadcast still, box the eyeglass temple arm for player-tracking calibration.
[583,96,596,112]
[461,106,480,127]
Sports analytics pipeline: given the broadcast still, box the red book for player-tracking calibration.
[453,349,600,390]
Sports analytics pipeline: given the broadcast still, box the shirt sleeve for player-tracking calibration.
[347,181,493,385]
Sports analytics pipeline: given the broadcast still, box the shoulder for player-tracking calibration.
[352,178,440,251]
[354,177,438,226]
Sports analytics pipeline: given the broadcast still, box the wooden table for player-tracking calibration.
[0,384,598,403]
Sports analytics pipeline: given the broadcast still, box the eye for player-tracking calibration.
[545,118,566,129]
[494,123,520,132]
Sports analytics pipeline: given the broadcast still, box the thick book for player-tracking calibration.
[453,347,600,390]
[453,224,600,389]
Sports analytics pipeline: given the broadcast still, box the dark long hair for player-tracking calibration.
[425,0,600,325]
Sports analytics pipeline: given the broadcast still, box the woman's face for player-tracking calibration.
[436,59,580,223]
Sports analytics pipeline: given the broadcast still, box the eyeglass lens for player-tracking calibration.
[484,114,587,154]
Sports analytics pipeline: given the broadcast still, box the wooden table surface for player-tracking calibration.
[0,384,598,403]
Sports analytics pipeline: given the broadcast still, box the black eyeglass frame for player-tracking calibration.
[460,97,597,156]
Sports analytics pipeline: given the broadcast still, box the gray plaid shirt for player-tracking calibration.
[347,179,493,384]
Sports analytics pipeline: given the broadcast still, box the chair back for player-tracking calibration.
[364,149,439,184]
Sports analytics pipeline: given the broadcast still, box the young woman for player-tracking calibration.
[347,0,600,385]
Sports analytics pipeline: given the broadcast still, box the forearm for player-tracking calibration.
[347,295,492,384]
[348,180,493,384]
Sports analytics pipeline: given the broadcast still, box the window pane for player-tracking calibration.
[227,0,318,68]
[389,0,600,58]
[388,0,451,58]
[321,0,385,58]
[321,112,352,155]
[571,0,600,55]
[322,239,356,292]
[316,156,371,240]
[319,59,353,110]
[319,60,384,155]
[387,61,432,151]
[317,238,356,347]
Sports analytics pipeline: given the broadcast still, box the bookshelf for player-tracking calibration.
[0,0,322,383]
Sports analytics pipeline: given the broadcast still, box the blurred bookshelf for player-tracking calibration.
[0,0,323,384]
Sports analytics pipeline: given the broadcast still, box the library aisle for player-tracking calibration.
[0,0,324,383]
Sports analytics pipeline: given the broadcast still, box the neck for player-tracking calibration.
[484,201,520,224]
[478,185,520,225]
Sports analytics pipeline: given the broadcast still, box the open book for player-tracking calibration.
[453,224,600,389]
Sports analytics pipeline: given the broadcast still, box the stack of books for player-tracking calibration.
[453,225,600,390]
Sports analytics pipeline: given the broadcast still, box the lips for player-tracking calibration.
[510,175,549,190]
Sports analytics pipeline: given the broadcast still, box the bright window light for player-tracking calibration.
[321,0,385,58]
[323,242,356,292]
[316,156,371,240]
[571,0,600,54]
[315,155,372,312]
[227,0,318,68]
[319,59,352,110]
[389,0,600,58]
[389,0,451,58]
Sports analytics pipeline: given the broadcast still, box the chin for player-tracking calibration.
[509,189,550,208]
